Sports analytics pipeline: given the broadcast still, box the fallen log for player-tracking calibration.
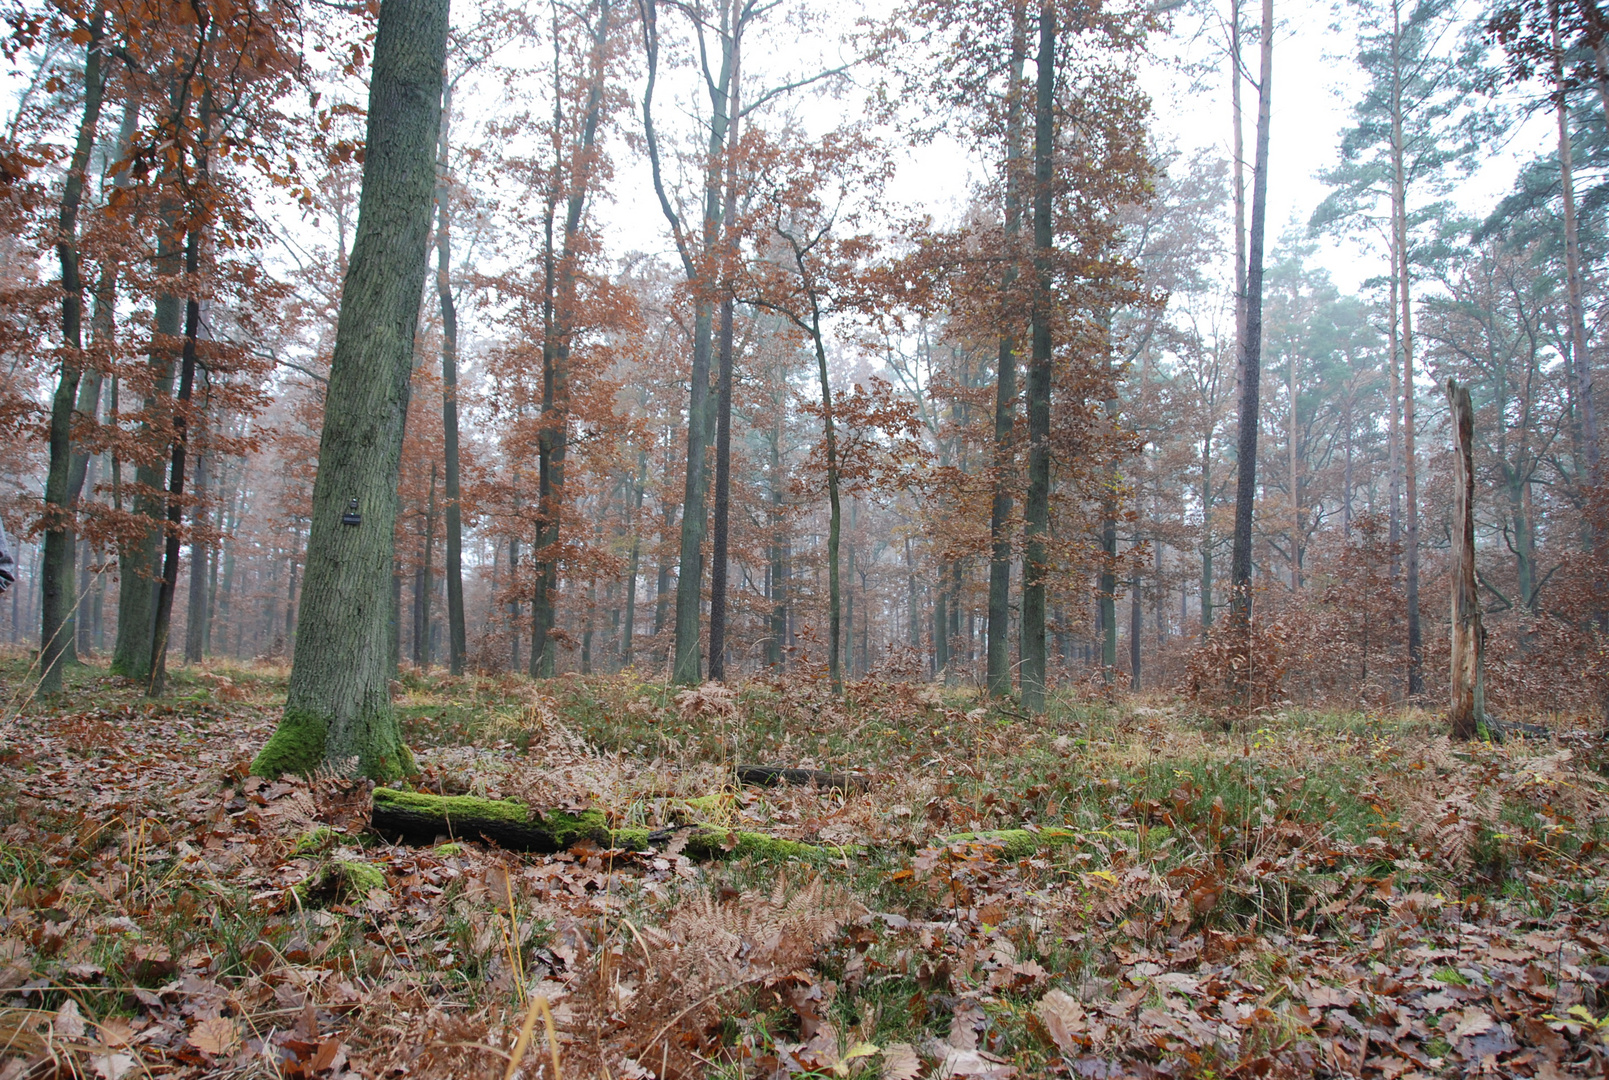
[735,765,871,793]
[369,788,817,859]
[370,788,1085,862]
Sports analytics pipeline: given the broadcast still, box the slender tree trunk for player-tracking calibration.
[905,536,920,651]
[845,528,856,677]
[435,79,466,676]
[623,449,646,665]
[532,0,611,678]
[1392,0,1423,697]
[148,210,205,697]
[418,463,438,668]
[1200,435,1213,636]
[708,40,743,684]
[1288,351,1300,588]
[1129,567,1142,691]
[183,448,209,664]
[803,293,843,692]
[255,0,449,779]
[1099,484,1117,680]
[643,0,739,684]
[40,2,106,692]
[767,422,786,668]
[1387,231,1402,574]
[507,535,521,671]
[1231,0,1247,365]
[113,228,181,678]
[987,2,1028,700]
[1229,0,1273,668]
[1448,378,1483,739]
[1019,0,1056,712]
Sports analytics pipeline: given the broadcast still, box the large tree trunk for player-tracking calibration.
[1228,0,1273,676]
[254,0,449,780]
[1019,0,1056,712]
[40,3,106,692]
[435,80,466,676]
[1448,377,1484,740]
[987,3,1028,701]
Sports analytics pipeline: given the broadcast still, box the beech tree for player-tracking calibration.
[254,0,449,778]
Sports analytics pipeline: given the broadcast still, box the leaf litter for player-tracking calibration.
[0,665,1607,1077]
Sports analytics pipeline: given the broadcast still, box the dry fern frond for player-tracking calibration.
[568,874,859,1079]
[675,683,739,725]
[1396,782,1494,871]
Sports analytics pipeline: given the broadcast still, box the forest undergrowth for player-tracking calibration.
[0,658,1608,1078]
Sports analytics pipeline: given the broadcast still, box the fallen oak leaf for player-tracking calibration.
[1034,989,1086,1055]
[881,1042,921,1080]
[54,999,86,1039]
[188,1016,241,1056]
[91,1052,136,1080]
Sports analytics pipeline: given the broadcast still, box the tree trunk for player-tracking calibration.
[768,423,787,668]
[1392,0,1422,698]
[147,215,204,697]
[1129,569,1142,691]
[708,39,744,685]
[113,224,181,680]
[532,0,611,678]
[643,0,739,685]
[810,303,843,693]
[254,0,449,780]
[1099,486,1117,680]
[987,2,1028,701]
[623,449,646,665]
[1019,0,1056,712]
[417,463,438,668]
[435,79,466,676]
[1228,0,1273,670]
[1288,350,1300,588]
[1230,0,1247,372]
[40,3,106,692]
[1200,435,1213,636]
[1447,378,1483,740]
[183,448,209,664]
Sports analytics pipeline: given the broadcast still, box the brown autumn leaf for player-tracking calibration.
[54,999,86,1039]
[881,1042,922,1080]
[1035,989,1086,1055]
[188,1016,241,1056]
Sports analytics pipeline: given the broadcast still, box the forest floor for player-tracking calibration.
[0,658,1607,1079]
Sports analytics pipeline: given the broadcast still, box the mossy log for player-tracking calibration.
[369,788,817,859]
[735,765,871,793]
[372,789,1094,863]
